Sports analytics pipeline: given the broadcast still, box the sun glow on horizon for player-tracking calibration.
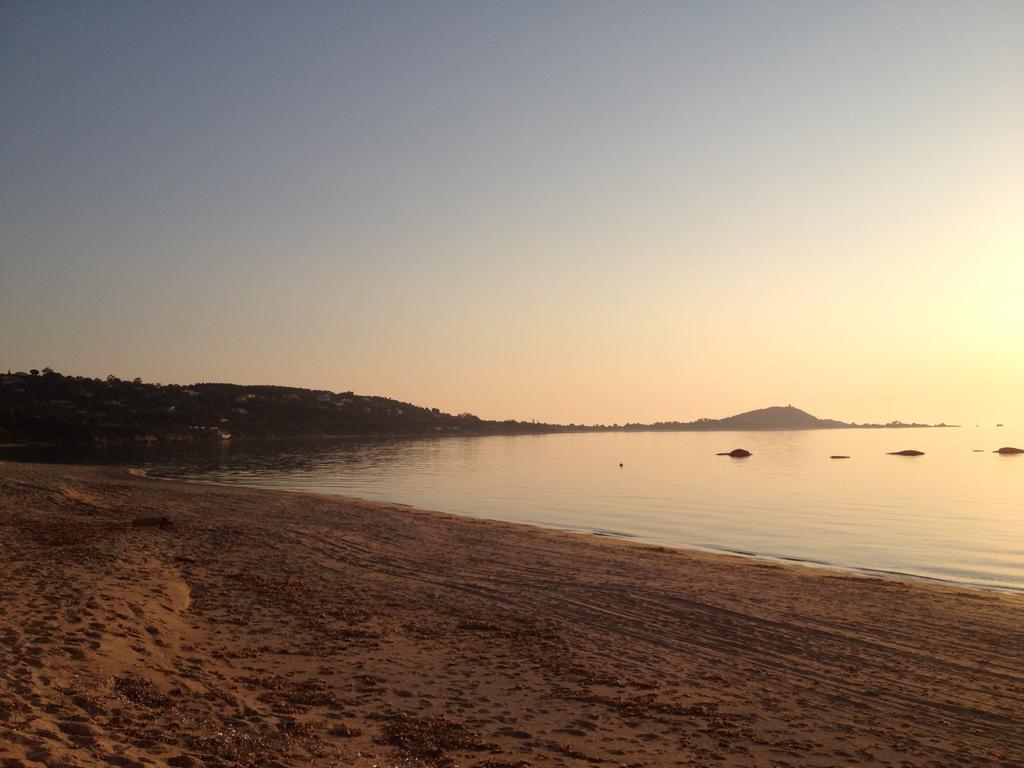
[1,1,1022,426]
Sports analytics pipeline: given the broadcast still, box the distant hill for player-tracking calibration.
[620,405,950,432]
[694,405,847,430]
[0,369,954,445]
[0,369,559,445]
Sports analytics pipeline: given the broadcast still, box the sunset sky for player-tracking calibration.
[2,1,1022,426]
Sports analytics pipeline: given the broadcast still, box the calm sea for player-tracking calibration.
[7,426,1023,592]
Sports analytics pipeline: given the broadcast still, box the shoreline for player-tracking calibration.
[139,469,1024,597]
[0,421,964,451]
[2,461,1022,767]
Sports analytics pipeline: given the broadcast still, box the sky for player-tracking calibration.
[1,1,1022,426]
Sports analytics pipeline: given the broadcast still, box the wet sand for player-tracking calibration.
[1,462,1021,768]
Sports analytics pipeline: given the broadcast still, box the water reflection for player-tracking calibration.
[4,427,1022,592]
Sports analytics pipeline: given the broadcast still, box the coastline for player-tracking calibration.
[142,469,1024,597]
[1,461,1021,767]
[0,420,964,454]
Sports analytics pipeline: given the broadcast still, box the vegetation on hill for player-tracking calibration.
[0,369,558,444]
[0,369,954,445]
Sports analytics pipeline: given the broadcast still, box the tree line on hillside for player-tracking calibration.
[0,370,953,446]
[0,369,562,445]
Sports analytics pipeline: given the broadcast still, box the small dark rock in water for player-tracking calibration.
[887,450,924,456]
[717,448,752,458]
[995,446,1024,455]
[619,462,623,468]
[972,449,984,452]
[132,515,173,528]
[830,455,851,459]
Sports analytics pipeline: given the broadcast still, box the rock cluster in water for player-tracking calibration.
[711,447,1018,459]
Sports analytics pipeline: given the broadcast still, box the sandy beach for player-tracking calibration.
[0,462,1021,768]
